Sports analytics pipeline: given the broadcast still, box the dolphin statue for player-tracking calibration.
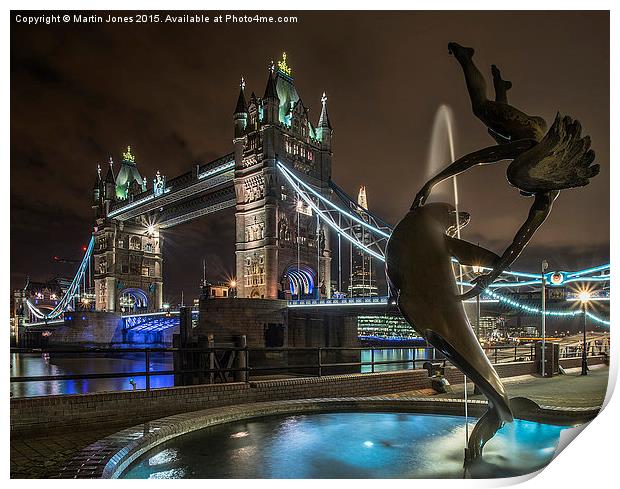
[385,202,513,460]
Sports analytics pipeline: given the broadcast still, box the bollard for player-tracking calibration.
[179,306,192,345]
[208,334,215,384]
[235,335,247,382]
[145,350,150,392]
[371,349,375,373]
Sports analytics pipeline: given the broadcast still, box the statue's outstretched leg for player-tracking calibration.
[491,65,512,104]
[448,42,488,116]
[448,42,547,142]
[486,65,514,144]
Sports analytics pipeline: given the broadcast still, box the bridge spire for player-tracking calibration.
[276,52,292,77]
[93,165,102,190]
[316,91,333,146]
[104,158,115,184]
[234,76,247,115]
[318,92,332,130]
[263,63,280,124]
[264,66,278,100]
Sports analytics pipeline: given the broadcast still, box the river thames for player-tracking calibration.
[10,348,433,398]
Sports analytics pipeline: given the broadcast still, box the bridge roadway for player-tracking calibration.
[24,293,608,333]
[107,153,236,227]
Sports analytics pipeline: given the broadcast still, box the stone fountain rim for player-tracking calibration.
[55,396,600,479]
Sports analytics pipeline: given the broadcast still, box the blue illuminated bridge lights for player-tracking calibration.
[25,235,95,321]
[275,161,609,326]
[122,310,199,333]
[24,162,609,329]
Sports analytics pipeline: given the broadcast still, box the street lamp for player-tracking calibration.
[472,264,482,340]
[541,260,549,377]
[229,279,237,298]
[578,290,591,376]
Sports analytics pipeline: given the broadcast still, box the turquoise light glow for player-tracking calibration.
[122,412,569,479]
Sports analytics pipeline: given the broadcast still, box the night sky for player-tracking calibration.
[11,11,609,304]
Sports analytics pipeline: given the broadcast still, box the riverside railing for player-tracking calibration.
[10,343,608,397]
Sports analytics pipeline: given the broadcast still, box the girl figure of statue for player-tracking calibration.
[414,42,599,300]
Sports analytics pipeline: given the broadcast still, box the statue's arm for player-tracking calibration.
[445,236,500,268]
[457,190,559,300]
[412,139,537,209]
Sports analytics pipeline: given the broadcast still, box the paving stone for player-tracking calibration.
[11,364,608,479]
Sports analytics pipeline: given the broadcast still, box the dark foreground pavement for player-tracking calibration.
[10,365,610,478]
[438,364,610,408]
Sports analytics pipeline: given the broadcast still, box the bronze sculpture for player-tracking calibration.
[413,42,599,300]
[386,203,513,460]
[386,42,599,462]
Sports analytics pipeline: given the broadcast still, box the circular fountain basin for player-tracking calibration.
[121,411,567,479]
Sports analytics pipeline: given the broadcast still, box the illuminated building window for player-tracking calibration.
[142,267,150,277]
[129,236,142,251]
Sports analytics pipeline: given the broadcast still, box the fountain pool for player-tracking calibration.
[121,412,568,479]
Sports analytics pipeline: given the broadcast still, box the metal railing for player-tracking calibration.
[10,343,609,396]
[484,344,536,364]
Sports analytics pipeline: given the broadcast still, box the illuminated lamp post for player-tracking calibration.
[472,264,482,340]
[229,279,237,298]
[578,291,591,376]
[541,260,549,377]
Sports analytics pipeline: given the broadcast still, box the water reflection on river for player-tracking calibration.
[10,348,433,398]
[10,352,175,398]
[360,348,434,373]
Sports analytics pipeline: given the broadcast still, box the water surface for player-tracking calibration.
[122,412,567,479]
[11,348,425,397]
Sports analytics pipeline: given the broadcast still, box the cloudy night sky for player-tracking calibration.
[11,11,609,304]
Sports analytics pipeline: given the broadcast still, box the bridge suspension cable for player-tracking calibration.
[278,161,609,286]
[25,236,95,320]
[278,162,388,261]
[277,161,610,320]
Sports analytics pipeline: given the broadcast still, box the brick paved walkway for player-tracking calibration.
[10,365,609,478]
[11,425,127,479]
[442,365,608,408]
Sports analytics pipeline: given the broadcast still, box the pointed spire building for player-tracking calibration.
[316,92,333,147]
[233,77,248,138]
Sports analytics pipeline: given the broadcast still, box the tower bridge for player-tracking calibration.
[85,53,335,315]
[16,53,610,348]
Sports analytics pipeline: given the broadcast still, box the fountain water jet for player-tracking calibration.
[426,104,470,459]
[426,104,457,204]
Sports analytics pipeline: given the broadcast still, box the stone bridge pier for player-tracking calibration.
[195,298,362,375]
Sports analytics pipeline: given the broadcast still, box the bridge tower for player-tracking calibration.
[92,148,163,312]
[233,54,333,299]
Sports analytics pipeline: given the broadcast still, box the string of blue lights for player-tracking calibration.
[486,290,610,326]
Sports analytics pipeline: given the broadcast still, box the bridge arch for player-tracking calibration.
[283,265,316,299]
[119,287,149,313]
